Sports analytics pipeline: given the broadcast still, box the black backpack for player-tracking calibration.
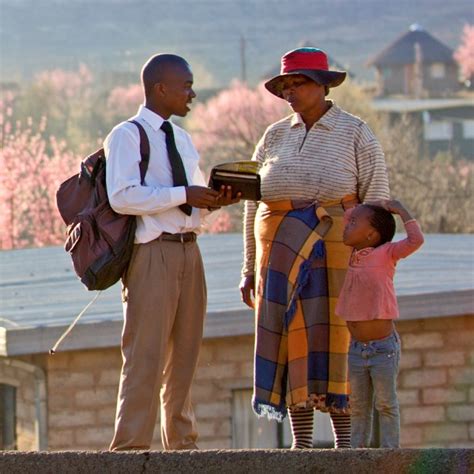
[56,120,150,290]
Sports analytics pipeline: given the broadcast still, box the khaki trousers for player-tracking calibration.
[109,238,206,451]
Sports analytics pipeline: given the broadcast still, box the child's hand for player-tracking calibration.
[381,199,413,222]
[381,199,405,214]
[364,199,388,209]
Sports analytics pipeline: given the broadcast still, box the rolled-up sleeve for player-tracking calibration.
[105,125,186,216]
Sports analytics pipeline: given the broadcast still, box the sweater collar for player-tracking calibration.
[290,100,340,131]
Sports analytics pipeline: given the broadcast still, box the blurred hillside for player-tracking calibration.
[1,0,472,88]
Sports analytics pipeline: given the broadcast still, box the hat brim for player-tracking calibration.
[265,69,347,98]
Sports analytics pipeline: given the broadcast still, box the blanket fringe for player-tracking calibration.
[253,398,287,422]
[325,392,350,412]
[289,393,351,414]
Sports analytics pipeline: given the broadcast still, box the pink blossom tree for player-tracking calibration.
[0,96,78,249]
[188,80,289,174]
[454,24,474,82]
[106,83,143,123]
[16,64,96,153]
[207,210,232,234]
[187,81,288,232]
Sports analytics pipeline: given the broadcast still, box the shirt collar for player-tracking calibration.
[290,100,340,131]
[290,113,305,128]
[137,105,167,131]
[353,246,375,254]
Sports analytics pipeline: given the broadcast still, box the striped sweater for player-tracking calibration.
[242,103,390,277]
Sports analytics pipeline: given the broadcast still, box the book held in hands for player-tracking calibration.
[208,160,261,201]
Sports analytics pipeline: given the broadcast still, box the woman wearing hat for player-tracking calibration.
[240,47,390,449]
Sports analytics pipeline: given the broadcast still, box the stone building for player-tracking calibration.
[367,25,473,160]
[368,24,461,98]
[1,234,473,450]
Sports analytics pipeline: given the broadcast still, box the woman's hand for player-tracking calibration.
[239,275,255,309]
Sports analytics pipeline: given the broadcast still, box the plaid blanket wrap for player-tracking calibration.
[253,198,356,421]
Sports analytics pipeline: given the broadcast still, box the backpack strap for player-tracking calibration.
[128,120,150,185]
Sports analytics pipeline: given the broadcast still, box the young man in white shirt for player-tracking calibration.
[105,54,239,451]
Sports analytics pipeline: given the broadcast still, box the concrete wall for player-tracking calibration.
[13,314,474,450]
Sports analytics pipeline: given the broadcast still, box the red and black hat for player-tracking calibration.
[265,47,347,98]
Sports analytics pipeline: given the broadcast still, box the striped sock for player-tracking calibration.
[330,413,351,448]
[289,407,314,449]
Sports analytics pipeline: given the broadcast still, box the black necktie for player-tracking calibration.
[161,121,193,216]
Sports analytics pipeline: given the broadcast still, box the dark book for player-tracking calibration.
[208,161,261,201]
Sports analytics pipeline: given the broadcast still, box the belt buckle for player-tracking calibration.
[180,233,184,244]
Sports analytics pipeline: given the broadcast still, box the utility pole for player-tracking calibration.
[240,35,247,83]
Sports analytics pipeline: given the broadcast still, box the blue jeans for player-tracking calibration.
[349,331,400,448]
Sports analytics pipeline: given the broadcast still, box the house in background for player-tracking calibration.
[372,97,474,159]
[368,24,473,159]
[0,234,473,451]
[368,24,460,98]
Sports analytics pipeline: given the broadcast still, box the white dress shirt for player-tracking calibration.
[104,105,211,243]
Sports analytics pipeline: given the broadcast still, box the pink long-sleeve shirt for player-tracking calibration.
[336,219,424,321]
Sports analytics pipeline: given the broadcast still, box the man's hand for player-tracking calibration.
[185,186,220,208]
[239,275,255,309]
[185,185,241,210]
[215,185,241,207]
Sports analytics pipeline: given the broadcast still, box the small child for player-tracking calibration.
[336,199,424,448]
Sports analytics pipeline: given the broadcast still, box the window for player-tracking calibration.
[462,120,474,139]
[0,384,17,450]
[430,63,445,79]
[232,389,278,448]
[424,121,453,141]
[231,389,335,448]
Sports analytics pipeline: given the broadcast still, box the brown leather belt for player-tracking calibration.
[159,232,197,243]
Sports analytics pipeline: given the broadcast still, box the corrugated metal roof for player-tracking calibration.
[368,26,456,67]
[1,233,473,332]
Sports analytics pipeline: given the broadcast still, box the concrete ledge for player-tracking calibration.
[0,449,473,474]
